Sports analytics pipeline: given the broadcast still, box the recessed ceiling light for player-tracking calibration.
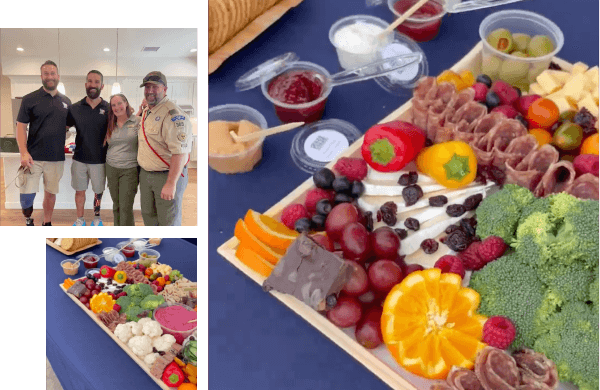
[17,47,24,52]
[104,48,110,52]
[190,48,197,52]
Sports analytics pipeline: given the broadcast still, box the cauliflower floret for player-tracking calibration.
[127,335,153,357]
[152,334,176,352]
[137,317,153,327]
[142,320,163,338]
[114,323,133,343]
[143,352,160,367]
[127,321,144,336]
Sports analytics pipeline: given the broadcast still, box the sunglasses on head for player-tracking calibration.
[144,75,164,84]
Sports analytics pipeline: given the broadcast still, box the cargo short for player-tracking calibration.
[71,160,106,193]
[18,160,64,195]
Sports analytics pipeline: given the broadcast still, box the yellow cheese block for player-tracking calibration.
[571,62,589,75]
[546,70,572,85]
[548,95,576,114]
[536,71,562,95]
[562,73,587,102]
[578,94,599,117]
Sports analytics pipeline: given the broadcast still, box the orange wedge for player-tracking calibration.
[244,210,299,251]
[381,268,487,380]
[234,219,284,265]
[235,244,275,278]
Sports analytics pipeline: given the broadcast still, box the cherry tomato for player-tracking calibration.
[529,128,553,147]
[527,98,560,129]
[580,133,599,155]
[553,121,583,151]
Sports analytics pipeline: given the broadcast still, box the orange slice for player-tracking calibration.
[234,219,284,265]
[244,210,299,250]
[381,268,487,380]
[235,244,274,278]
[89,292,116,314]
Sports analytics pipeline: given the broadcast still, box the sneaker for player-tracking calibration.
[42,222,52,226]
[73,218,86,226]
[91,217,103,226]
[25,218,34,226]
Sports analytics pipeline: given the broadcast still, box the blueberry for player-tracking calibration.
[485,91,501,110]
[315,199,332,216]
[326,294,337,309]
[350,181,365,198]
[476,74,492,88]
[311,214,326,230]
[332,176,352,194]
[334,193,353,204]
[294,217,312,233]
[313,168,335,189]
[515,114,529,129]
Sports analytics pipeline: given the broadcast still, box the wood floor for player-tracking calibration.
[0,163,197,226]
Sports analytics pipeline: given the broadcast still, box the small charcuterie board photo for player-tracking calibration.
[58,239,198,389]
[47,238,102,256]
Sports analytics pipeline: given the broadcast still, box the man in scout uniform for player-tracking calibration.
[66,70,110,226]
[15,60,72,226]
[138,71,192,226]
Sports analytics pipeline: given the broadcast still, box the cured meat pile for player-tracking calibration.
[429,347,559,390]
[97,309,127,332]
[116,261,151,285]
[410,77,598,200]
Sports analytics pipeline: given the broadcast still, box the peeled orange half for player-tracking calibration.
[381,268,487,379]
[244,210,298,251]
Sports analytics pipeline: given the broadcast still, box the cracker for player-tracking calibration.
[225,0,240,44]
[214,0,229,52]
[61,238,74,251]
[209,1,219,53]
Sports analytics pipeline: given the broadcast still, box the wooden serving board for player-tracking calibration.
[47,239,102,256]
[216,42,575,390]
[59,283,172,390]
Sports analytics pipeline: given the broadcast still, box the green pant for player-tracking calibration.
[106,163,139,226]
[139,167,188,226]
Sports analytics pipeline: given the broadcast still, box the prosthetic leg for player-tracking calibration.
[20,193,36,226]
[92,192,103,226]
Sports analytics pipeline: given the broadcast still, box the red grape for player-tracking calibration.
[85,302,91,309]
[342,261,369,296]
[83,289,91,298]
[404,263,425,275]
[340,222,371,262]
[357,290,378,305]
[310,233,335,252]
[79,296,88,304]
[325,203,359,242]
[370,227,400,260]
[326,295,362,328]
[368,260,404,295]
[355,307,384,349]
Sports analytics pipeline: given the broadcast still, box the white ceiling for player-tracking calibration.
[1,28,197,78]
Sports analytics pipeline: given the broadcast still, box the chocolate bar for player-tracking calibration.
[262,234,352,311]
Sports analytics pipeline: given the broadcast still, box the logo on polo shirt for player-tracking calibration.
[99,109,105,115]
[155,116,161,121]
[62,102,68,109]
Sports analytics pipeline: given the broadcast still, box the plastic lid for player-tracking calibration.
[374,32,429,95]
[290,119,362,173]
[235,52,300,91]
[85,268,100,277]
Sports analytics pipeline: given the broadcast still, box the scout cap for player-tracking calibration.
[140,71,167,88]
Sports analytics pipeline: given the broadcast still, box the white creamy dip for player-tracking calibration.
[332,22,391,69]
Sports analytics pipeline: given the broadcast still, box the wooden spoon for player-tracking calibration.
[230,121,304,143]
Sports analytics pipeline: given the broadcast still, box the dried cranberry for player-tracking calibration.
[429,195,448,207]
[445,224,461,234]
[402,184,423,206]
[446,204,467,217]
[394,228,408,240]
[362,211,374,232]
[463,194,483,211]
[548,62,562,70]
[573,107,597,136]
[475,165,488,185]
[398,171,419,186]
[445,230,470,252]
[421,239,439,254]
[378,202,398,226]
[460,219,476,237]
[404,218,420,231]
[425,138,434,147]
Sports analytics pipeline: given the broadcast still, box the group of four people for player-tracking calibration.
[15,60,192,226]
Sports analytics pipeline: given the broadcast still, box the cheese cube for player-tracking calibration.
[548,95,576,114]
[592,87,599,105]
[578,94,599,117]
[571,62,589,75]
[562,73,587,102]
[536,71,562,94]
[584,66,599,92]
[546,90,565,102]
[546,70,571,85]
[528,82,546,96]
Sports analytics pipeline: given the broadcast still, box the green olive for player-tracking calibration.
[527,35,554,57]
[559,110,577,122]
[487,28,514,53]
[553,121,584,151]
[512,33,531,52]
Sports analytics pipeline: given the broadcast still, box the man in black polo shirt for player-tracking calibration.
[66,70,110,226]
[16,60,72,226]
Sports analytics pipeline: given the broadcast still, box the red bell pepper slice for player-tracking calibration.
[162,361,185,387]
[361,121,426,172]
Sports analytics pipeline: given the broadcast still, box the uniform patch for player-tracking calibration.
[155,116,161,121]
[174,121,185,128]
[168,109,180,116]
[171,115,185,121]
[177,132,187,142]
[99,109,105,115]
[62,102,68,109]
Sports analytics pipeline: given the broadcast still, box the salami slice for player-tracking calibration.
[474,346,520,390]
[431,82,456,107]
[493,135,538,169]
[412,97,430,130]
[516,384,552,390]
[513,349,559,390]
[447,366,484,390]
[564,173,599,200]
[414,76,437,101]
[443,88,476,124]
[471,133,496,166]
[483,119,527,152]
[474,112,506,135]
[515,144,559,172]
[534,160,577,197]
[427,100,449,140]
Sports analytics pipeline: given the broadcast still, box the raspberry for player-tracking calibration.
[280,204,309,230]
[472,82,488,102]
[478,236,508,263]
[117,292,127,298]
[458,241,486,270]
[333,157,368,181]
[491,104,519,119]
[482,316,516,350]
[113,304,121,312]
[491,80,519,105]
[304,188,335,213]
[434,255,465,279]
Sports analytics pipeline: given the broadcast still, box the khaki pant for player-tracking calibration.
[19,160,64,194]
[106,163,139,226]
[71,160,106,193]
[139,167,188,226]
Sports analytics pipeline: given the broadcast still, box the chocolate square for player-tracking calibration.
[262,234,352,311]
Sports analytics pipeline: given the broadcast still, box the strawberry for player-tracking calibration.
[333,157,368,181]
[280,204,309,230]
[482,316,516,350]
[304,188,335,213]
[478,236,508,263]
[458,241,486,270]
[434,255,465,279]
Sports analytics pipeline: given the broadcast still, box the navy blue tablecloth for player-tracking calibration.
[209,1,598,389]
[47,238,197,390]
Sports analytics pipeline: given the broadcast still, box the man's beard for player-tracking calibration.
[42,79,57,91]
[87,87,101,99]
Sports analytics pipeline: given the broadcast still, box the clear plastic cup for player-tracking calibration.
[388,0,446,42]
[479,9,564,89]
[260,61,333,124]
[329,15,393,70]
[208,104,268,174]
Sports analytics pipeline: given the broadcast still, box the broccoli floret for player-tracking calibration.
[512,211,556,268]
[533,302,599,390]
[116,296,133,312]
[518,195,552,225]
[123,283,154,298]
[540,262,594,304]
[551,198,599,269]
[476,184,535,242]
[469,252,546,350]
[140,294,165,310]
[125,305,152,322]
[590,269,599,312]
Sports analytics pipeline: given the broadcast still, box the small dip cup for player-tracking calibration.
[479,9,564,89]
[388,0,446,42]
[61,259,80,276]
[261,61,332,124]
[102,247,119,263]
[208,104,268,174]
[77,252,100,269]
[116,241,136,258]
[138,249,161,261]
[131,239,148,251]
[153,303,198,344]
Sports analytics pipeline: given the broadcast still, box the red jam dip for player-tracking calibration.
[392,0,445,42]
[267,69,327,123]
[154,305,197,343]
[121,245,135,258]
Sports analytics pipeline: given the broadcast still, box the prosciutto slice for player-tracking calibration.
[564,173,599,200]
[447,366,484,390]
[534,160,577,197]
[474,346,520,390]
[493,135,538,169]
[505,144,559,191]
[513,349,559,390]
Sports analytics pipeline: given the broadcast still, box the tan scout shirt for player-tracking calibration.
[137,96,192,172]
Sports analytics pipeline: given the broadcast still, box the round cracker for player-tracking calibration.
[209,1,219,53]
[214,0,230,51]
[61,238,74,250]
[222,0,238,43]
